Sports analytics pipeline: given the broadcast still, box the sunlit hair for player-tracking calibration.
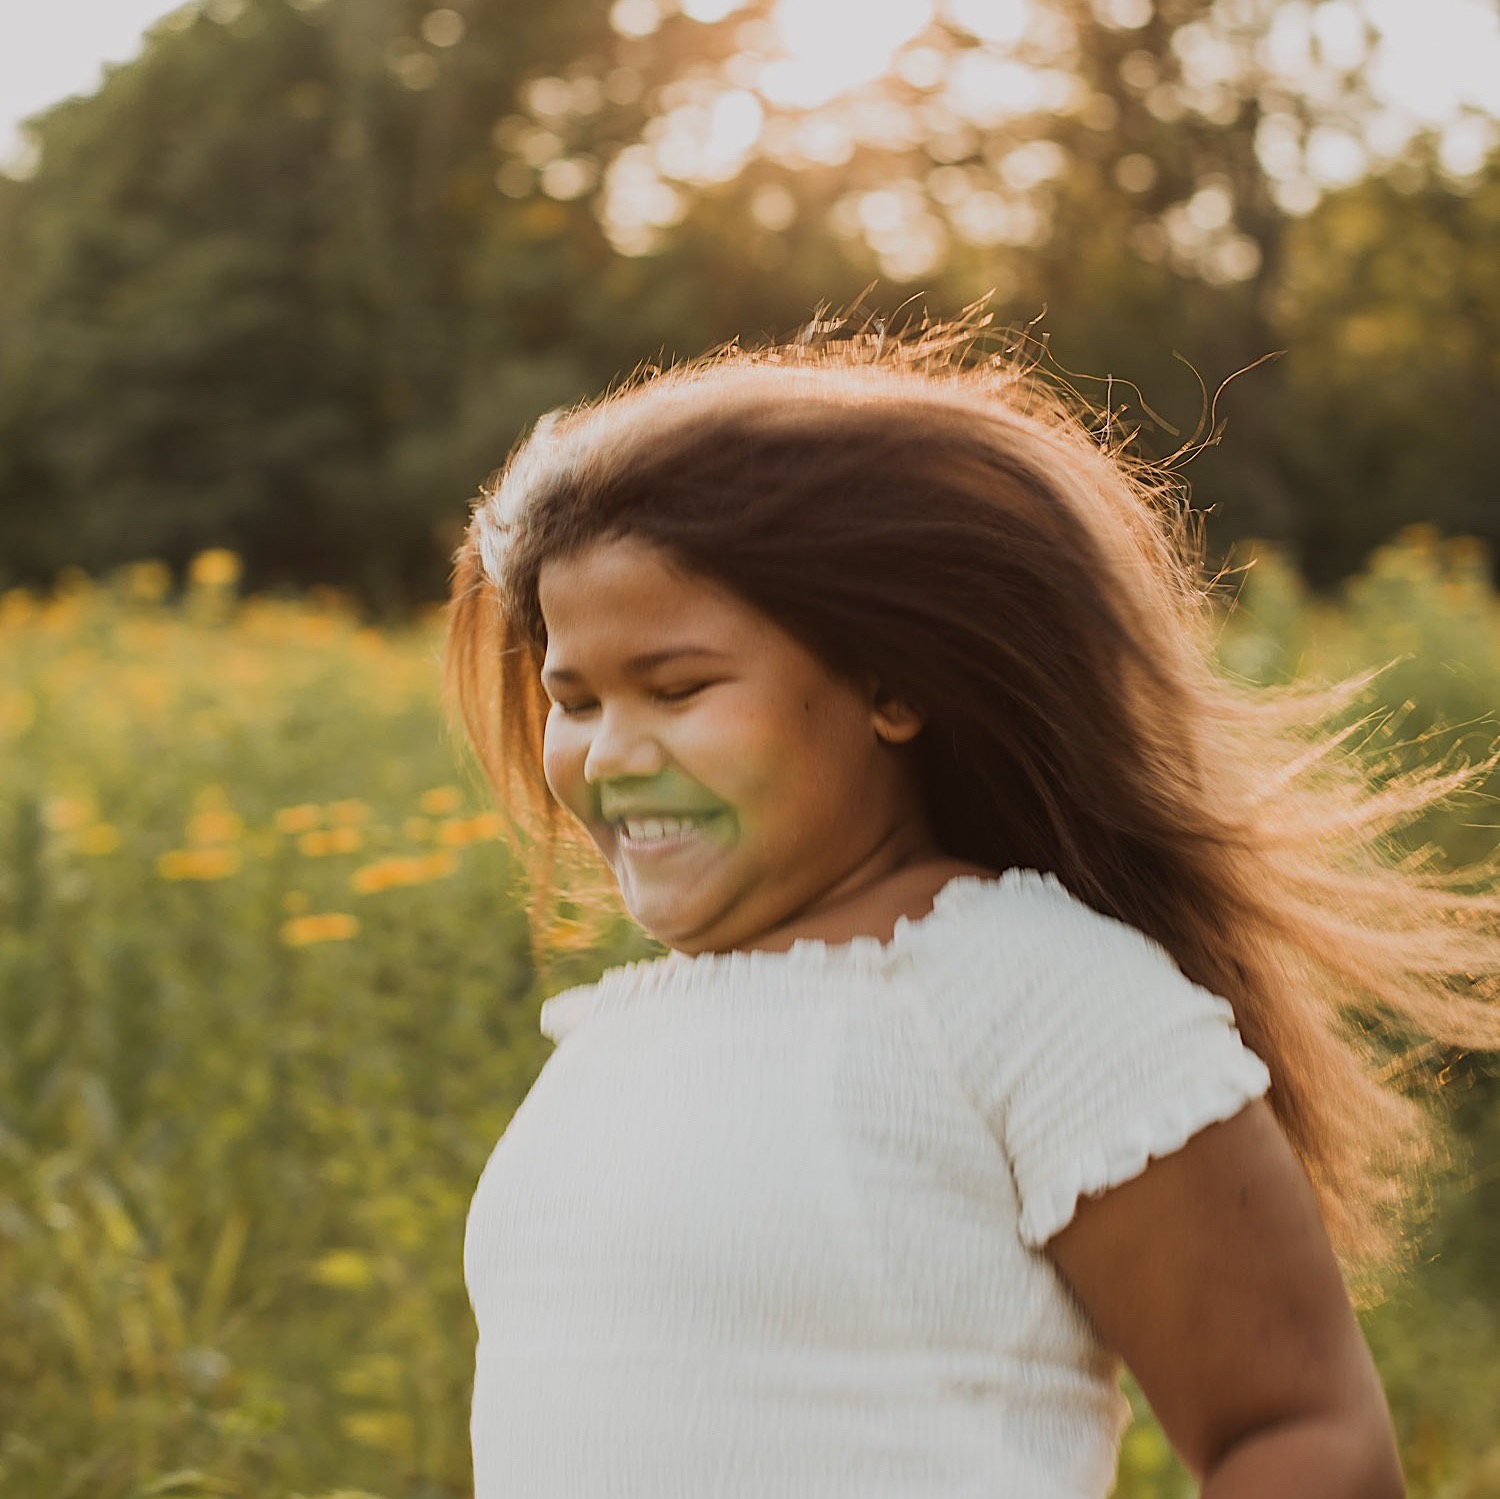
[446,320,1500,1276]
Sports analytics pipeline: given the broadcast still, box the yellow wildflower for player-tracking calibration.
[189,549,243,589]
[1395,523,1438,557]
[418,785,463,816]
[157,847,242,881]
[124,560,172,604]
[0,589,37,628]
[281,912,360,947]
[435,812,506,848]
[42,796,94,833]
[1444,535,1488,573]
[187,810,245,845]
[299,826,363,857]
[350,851,458,894]
[310,1248,378,1290]
[78,824,121,856]
[327,799,370,826]
[274,803,321,834]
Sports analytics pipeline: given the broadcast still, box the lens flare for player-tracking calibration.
[760,0,936,109]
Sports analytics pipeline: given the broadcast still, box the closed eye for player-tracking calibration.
[654,682,714,704]
[549,682,719,714]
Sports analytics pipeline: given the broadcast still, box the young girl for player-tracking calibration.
[445,328,1500,1497]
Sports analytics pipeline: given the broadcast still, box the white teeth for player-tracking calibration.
[621,815,703,842]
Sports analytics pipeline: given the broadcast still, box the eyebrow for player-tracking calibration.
[540,647,731,688]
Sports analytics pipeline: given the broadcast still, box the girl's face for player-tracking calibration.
[537,536,934,954]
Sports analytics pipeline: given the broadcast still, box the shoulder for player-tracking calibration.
[916,864,1248,1049]
[918,865,1181,985]
[927,864,1123,927]
[914,867,1271,1248]
[537,953,677,1043]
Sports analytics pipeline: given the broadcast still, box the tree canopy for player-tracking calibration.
[1,0,1497,608]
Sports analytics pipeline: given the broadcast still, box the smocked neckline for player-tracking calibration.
[664,870,1009,967]
[583,868,1054,984]
[537,868,1063,1041]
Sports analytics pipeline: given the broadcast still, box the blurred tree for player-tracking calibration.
[0,0,880,606]
[0,0,615,606]
[492,0,1500,569]
[1,2,372,591]
[1273,152,1500,584]
[500,0,1377,528]
[0,0,1497,604]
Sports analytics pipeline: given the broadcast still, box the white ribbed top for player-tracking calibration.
[465,869,1272,1498]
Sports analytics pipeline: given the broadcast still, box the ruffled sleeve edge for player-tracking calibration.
[538,984,598,1043]
[1015,1045,1273,1250]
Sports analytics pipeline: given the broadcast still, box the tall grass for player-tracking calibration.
[1,535,1496,1497]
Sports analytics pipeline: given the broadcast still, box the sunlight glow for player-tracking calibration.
[680,0,746,20]
[758,0,936,109]
[1366,0,1500,125]
[652,87,765,183]
[944,0,1029,46]
[833,180,950,279]
[942,53,1072,128]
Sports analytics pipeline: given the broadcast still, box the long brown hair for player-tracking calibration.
[446,327,1500,1273]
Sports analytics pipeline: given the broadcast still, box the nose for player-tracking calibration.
[582,705,666,786]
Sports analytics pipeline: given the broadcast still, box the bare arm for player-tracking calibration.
[1045,1099,1404,1497]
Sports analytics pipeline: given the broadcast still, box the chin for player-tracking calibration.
[647,927,717,957]
[621,896,699,949]
[660,934,712,956]
[624,897,728,955]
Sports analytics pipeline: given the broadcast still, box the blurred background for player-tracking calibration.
[1,0,1498,1494]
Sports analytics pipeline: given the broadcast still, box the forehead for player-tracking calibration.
[537,537,765,660]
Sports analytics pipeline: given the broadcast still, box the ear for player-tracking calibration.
[870,681,925,745]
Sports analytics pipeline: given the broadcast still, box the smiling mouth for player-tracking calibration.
[612,812,725,849]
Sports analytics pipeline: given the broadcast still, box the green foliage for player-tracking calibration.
[1274,161,1500,585]
[3,0,1497,1488]
[1,533,1498,1493]
[2,0,1498,608]
[1222,526,1500,871]
[0,561,641,1496]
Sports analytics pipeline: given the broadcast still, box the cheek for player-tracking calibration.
[541,712,588,812]
[697,697,845,818]
[780,700,881,813]
[675,699,779,794]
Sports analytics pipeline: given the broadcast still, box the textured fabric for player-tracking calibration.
[465,868,1272,1497]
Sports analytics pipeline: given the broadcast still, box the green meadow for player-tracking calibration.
[2,532,1498,1498]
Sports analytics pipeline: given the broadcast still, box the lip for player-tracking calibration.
[600,803,722,822]
[618,827,705,857]
[608,810,727,856]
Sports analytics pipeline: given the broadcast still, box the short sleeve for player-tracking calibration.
[539,984,597,1043]
[914,871,1272,1250]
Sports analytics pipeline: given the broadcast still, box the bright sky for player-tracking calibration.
[0,0,189,167]
[3,0,1500,172]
